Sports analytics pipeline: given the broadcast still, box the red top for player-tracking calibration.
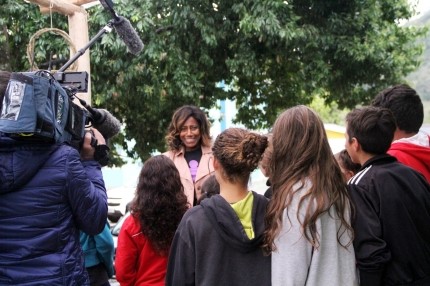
[388,138,430,182]
[115,214,168,286]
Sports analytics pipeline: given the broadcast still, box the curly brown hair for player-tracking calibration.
[131,155,189,255]
[212,128,268,186]
[258,133,272,177]
[165,105,212,151]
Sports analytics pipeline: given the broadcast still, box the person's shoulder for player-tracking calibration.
[252,191,269,203]
[30,143,76,165]
[51,143,79,158]
[163,148,184,158]
[347,164,374,187]
[120,213,143,236]
[251,192,270,212]
[182,205,204,221]
[201,145,213,154]
[349,155,415,186]
[175,206,209,235]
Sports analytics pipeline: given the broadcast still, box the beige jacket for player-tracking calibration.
[163,145,214,206]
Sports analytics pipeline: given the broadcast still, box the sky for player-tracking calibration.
[410,0,430,18]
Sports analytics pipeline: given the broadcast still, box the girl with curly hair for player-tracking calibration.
[166,128,271,286]
[163,105,215,206]
[263,105,357,285]
[115,155,189,286]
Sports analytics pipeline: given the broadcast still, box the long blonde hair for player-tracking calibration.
[263,105,353,252]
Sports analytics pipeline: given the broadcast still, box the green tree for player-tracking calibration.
[0,0,427,162]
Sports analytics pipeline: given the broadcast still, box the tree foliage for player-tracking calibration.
[0,0,427,162]
[406,10,430,100]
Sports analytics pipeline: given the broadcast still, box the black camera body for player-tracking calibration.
[0,70,110,165]
[54,71,89,93]
[0,70,89,150]
[55,71,91,149]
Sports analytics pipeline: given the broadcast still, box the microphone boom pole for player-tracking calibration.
[57,21,115,73]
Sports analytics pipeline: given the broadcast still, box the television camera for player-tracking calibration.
[0,0,142,165]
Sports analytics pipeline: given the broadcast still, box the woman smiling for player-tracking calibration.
[163,105,215,206]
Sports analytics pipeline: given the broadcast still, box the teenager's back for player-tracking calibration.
[348,154,430,285]
[166,193,270,286]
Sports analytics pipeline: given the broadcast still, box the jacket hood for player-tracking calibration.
[390,142,430,162]
[200,192,268,253]
[388,142,430,181]
[0,136,58,194]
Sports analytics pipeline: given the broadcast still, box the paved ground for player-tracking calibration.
[109,278,119,285]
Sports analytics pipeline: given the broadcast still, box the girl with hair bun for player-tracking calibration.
[166,128,271,286]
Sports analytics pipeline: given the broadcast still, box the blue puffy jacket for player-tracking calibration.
[0,136,108,285]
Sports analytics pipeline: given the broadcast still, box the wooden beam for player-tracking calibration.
[38,6,82,15]
[69,0,98,5]
[29,0,85,16]
[39,0,99,15]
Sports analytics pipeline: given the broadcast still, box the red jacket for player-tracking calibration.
[388,137,430,182]
[115,215,168,286]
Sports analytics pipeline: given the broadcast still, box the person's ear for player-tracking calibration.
[351,137,360,152]
[213,157,220,170]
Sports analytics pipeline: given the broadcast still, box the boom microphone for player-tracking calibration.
[99,0,144,55]
[78,98,122,139]
[112,16,144,55]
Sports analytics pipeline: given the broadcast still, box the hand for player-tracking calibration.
[80,128,106,160]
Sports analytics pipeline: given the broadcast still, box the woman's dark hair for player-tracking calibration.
[131,155,189,255]
[197,175,220,204]
[335,149,361,175]
[212,128,268,187]
[165,105,211,151]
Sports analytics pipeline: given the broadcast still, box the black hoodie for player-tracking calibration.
[166,192,271,286]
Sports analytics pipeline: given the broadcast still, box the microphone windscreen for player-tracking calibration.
[113,16,144,55]
[92,109,122,139]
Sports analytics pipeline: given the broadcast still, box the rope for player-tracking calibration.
[26,27,78,71]
[49,0,54,29]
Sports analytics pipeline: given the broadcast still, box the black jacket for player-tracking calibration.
[347,154,430,286]
[166,192,271,286]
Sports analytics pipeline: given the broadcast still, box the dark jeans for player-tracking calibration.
[86,263,110,286]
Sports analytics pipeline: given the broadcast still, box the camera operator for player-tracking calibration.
[0,70,109,285]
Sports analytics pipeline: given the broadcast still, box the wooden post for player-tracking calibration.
[68,11,92,104]
[27,0,99,104]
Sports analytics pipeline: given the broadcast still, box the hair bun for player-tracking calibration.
[240,133,268,171]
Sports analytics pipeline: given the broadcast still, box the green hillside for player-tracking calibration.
[406,11,430,101]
